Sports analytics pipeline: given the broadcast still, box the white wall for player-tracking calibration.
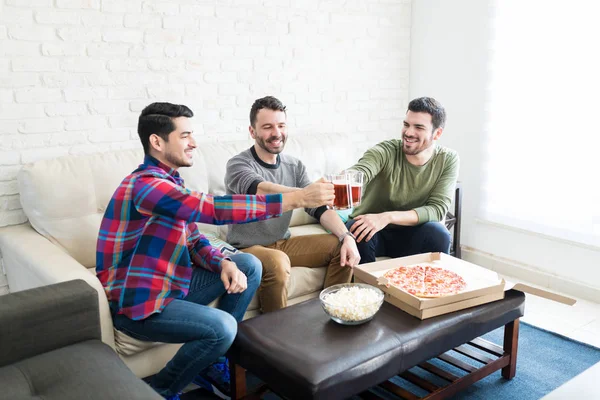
[0,0,412,293]
[410,0,600,300]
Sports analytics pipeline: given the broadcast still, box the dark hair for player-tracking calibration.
[249,96,286,128]
[138,102,193,154]
[407,97,446,131]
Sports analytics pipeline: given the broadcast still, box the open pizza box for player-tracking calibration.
[353,252,576,320]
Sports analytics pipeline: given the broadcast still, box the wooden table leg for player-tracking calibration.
[231,361,247,400]
[502,319,519,379]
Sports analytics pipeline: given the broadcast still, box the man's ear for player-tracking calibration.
[433,127,444,141]
[149,134,163,152]
[248,125,256,139]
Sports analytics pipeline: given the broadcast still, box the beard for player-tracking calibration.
[164,150,193,168]
[402,134,434,156]
[256,135,286,154]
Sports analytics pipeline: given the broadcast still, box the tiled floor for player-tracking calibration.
[500,273,600,347]
[500,274,600,398]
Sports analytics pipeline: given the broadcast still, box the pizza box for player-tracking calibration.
[353,252,576,320]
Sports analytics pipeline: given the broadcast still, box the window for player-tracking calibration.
[481,0,600,248]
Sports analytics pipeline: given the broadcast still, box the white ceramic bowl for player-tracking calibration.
[319,283,384,325]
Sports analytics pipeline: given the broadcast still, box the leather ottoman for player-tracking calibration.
[227,290,526,400]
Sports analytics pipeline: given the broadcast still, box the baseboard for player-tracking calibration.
[462,246,600,303]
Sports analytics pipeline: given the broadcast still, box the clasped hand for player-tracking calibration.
[220,260,247,294]
[349,213,388,243]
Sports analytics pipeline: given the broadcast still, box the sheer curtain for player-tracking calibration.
[481,0,600,248]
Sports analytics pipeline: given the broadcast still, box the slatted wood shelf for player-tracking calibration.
[367,320,520,400]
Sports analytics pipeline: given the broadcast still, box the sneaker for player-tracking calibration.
[193,359,231,400]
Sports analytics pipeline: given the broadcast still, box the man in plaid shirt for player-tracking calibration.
[96,102,333,400]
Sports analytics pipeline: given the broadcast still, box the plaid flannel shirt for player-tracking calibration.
[96,155,282,320]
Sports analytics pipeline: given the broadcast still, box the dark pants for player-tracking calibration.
[345,220,451,264]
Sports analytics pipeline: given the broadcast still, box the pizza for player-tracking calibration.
[382,265,467,298]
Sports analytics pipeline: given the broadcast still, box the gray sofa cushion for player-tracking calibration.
[0,340,161,400]
[0,280,100,368]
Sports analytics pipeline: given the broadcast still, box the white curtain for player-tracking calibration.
[482,0,600,248]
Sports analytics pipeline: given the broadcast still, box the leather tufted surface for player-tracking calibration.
[229,290,526,400]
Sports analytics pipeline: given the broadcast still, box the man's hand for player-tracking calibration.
[340,235,360,267]
[220,259,247,294]
[300,178,334,208]
[349,213,389,243]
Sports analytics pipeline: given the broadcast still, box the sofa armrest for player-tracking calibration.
[0,279,100,367]
[0,223,115,349]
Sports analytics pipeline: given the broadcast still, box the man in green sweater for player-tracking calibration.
[346,97,459,263]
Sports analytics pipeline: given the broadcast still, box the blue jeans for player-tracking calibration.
[112,253,262,397]
[346,220,451,264]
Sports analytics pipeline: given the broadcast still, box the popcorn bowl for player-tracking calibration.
[319,283,384,325]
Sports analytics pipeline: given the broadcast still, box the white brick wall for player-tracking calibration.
[0,0,412,293]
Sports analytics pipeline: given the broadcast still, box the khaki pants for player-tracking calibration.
[241,234,353,313]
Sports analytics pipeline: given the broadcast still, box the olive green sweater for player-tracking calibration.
[349,140,459,224]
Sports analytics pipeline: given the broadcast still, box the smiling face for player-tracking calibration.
[401,111,442,156]
[150,116,196,169]
[250,108,287,156]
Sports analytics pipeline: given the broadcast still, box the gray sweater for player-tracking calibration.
[225,147,325,248]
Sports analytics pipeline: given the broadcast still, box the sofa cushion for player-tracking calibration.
[17,134,364,269]
[204,232,239,256]
[0,339,160,399]
[289,223,329,237]
[18,148,211,268]
[289,208,318,227]
[114,328,162,357]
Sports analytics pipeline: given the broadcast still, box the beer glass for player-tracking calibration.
[348,170,364,206]
[325,173,351,210]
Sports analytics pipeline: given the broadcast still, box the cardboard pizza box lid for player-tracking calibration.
[504,281,576,306]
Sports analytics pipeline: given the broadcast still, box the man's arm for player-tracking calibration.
[256,181,300,195]
[318,210,361,267]
[186,224,247,293]
[319,209,350,237]
[133,175,284,224]
[225,155,333,208]
[347,140,394,185]
[383,210,420,226]
[134,174,333,225]
[412,153,460,223]
[186,223,226,273]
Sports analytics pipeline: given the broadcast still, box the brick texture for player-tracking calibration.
[0,0,411,293]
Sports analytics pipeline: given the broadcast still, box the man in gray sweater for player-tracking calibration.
[225,96,360,312]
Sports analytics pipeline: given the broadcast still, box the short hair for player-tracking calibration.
[137,102,193,154]
[407,97,446,131]
[249,96,286,128]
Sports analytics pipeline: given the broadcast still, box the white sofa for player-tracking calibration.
[0,134,366,378]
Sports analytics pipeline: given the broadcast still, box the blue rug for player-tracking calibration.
[184,322,600,400]
[379,322,600,400]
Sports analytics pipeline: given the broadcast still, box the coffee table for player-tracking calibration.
[227,290,525,400]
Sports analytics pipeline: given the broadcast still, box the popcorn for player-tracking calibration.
[321,286,383,322]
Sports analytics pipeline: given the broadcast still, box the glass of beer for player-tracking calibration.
[348,170,364,206]
[325,173,351,210]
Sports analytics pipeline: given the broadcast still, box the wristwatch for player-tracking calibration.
[338,231,356,243]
